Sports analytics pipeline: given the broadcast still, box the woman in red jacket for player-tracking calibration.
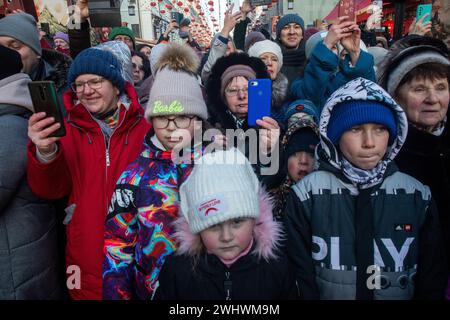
[27,48,151,300]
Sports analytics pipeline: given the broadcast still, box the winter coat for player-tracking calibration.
[290,42,376,111]
[154,189,298,300]
[0,74,62,299]
[68,21,91,59]
[279,41,306,85]
[31,48,72,112]
[395,122,450,271]
[272,115,320,218]
[284,78,447,300]
[270,73,291,127]
[201,34,229,85]
[233,17,251,51]
[103,135,201,300]
[27,82,151,300]
[206,53,285,190]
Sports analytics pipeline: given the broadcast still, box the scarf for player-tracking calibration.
[281,41,306,67]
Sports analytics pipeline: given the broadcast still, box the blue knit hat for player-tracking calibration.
[285,99,319,122]
[276,14,305,40]
[67,48,125,93]
[327,100,397,145]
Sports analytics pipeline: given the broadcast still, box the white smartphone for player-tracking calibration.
[228,0,241,15]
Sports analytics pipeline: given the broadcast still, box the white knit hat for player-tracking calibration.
[180,148,260,234]
[248,40,283,71]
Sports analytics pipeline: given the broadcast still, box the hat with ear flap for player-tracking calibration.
[180,148,260,234]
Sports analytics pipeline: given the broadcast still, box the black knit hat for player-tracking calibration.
[286,127,319,158]
[0,45,23,81]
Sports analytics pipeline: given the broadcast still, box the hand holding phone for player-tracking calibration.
[248,79,272,126]
[416,3,432,24]
[28,81,66,138]
[338,0,356,22]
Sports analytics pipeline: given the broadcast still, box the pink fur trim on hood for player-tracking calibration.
[172,186,284,261]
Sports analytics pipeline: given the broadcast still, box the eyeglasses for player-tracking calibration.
[71,77,104,93]
[153,116,196,129]
[224,87,248,97]
[132,62,144,71]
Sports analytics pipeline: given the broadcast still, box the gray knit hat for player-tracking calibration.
[0,13,41,55]
[386,49,450,96]
[145,43,208,120]
[180,148,260,234]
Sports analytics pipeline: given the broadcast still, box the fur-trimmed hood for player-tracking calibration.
[272,72,289,110]
[318,77,408,188]
[173,187,283,262]
[154,42,200,76]
[206,52,270,129]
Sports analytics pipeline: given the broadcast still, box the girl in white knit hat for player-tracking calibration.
[153,148,298,300]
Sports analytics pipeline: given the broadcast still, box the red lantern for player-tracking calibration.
[272,0,277,3]
[209,7,214,12]
[184,8,189,13]
[199,12,204,16]
[150,2,156,7]
[196,4,201,9]
[158,0,163,2]
[177,1,183,7]
[160,9,166,14]
[165,4,172,10]
[208,1,214,6]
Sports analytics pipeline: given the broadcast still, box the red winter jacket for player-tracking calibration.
[27,83,151,300]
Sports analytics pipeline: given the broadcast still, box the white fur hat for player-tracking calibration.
[180,148,260,234]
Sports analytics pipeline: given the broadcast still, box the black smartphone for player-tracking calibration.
[88,0,122,28]
[28,81,66,137]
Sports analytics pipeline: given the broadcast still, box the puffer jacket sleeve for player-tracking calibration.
[103,182,139,300]
[26,141,72,199]
[290,42,339,110]
[201,35,228,85]
[337,50,376,87]
[283,188,320,299]
[0,115,28,213]
[414,199,448,299]
[68,21,91,59]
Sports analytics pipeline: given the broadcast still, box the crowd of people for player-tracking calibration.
[0,0,449,300]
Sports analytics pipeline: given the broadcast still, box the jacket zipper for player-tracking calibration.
[224,271,232,300]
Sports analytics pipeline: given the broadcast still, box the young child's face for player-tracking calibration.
[339,123,389,170]
[287,151,315,182]
[152,115,197,150]
[200,218,255,261]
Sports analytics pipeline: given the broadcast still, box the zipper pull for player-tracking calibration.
[224,271,232,300]
[106,150,110,167]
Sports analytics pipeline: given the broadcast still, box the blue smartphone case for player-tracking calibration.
[416,4,432,23]
[247,79,272,127]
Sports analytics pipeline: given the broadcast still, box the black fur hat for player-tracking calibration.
[206,52,269,129]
